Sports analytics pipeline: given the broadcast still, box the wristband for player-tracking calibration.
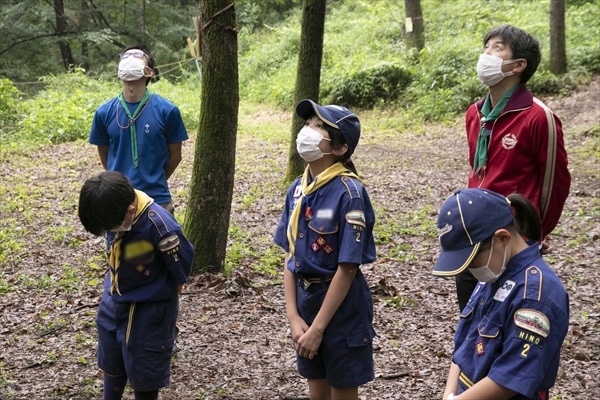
[447,394,455,400]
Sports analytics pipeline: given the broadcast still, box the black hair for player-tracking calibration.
[78,171,136,236]
[324,124,358,175]
[477,192,542,251]
[483,24,541,84]
[121,44,160,85]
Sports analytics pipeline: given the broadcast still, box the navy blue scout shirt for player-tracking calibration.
[273,174,376,275]
[453,243,569,398]
[104,202,193,303]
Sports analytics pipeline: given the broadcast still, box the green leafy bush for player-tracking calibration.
[17,70,116,145]
[0,78,19,123]
[322,63,413,108]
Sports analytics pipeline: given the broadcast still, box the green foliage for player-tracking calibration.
[238,0,599,116]
[0,0,598,148]
[16,70,116,145]
[322,62,413,108]
[236,0,302,33]
[0,78,19,123]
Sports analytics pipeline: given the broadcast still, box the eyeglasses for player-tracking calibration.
[119,51,146,59]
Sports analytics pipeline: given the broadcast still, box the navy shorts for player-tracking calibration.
[295,271,375,388]
[96,295,178,392]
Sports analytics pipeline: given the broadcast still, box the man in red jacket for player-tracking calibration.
[455,24,571,311]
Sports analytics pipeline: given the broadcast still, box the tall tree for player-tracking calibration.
[404,0,424,51]
[550,0,567,74]
[285,0,326,182]
[52,0,75,70]
[183,0,239,273]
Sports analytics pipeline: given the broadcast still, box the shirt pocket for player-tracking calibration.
[308,219,338,235]
[307,218,339,261]
[477,317,504,358]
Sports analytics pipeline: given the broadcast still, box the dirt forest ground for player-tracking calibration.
[0,77,599,400]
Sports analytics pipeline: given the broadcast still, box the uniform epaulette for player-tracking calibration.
[340,176,362,199]
[522,265,543,302]
[147,209,171,237]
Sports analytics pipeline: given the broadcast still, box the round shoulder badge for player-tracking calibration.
[502,133,518,150]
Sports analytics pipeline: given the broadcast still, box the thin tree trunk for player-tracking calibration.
[404,0,424,51]
[285,0,326,182]
[550,0,567,74]
[80,0,89,71]
[183,0,238,273]
[53,0,75,70]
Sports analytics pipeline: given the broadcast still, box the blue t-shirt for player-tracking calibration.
[89,93,188,204]
[273,174,376,275]
[452,243,569,398]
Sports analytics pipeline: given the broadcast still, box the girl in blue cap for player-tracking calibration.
[273,100,376,399]
[432,189,569,400]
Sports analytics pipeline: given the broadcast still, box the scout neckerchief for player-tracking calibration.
[117,89,152,169]
[108,190,154,296]
[287,162,361,257]
[472,83,519,178]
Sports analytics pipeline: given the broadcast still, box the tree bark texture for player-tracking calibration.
[285,0,326,182]
[53,0,75,70]
[183,0,239,274]
[404,0,424,51]
[550,0,567,74]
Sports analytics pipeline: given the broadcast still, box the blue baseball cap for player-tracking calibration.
[432,188,514,276]
[296,99,361,157]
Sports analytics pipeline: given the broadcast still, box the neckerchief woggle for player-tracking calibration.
[287,162,361,257]
[117,89,152,168]
[108,190,154,296]
[472,83,518,178]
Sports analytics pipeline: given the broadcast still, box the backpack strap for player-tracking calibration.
[532,97,557,223]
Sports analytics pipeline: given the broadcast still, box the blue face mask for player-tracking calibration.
[469,236,507,283]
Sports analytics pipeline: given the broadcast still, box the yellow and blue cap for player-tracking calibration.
[432,188,514,276]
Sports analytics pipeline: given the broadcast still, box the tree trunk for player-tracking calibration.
[284,0,326,182]
[404,0,424,51]
[80,0,89,71]
[53,0,75,70]
[550,0,567,74]
[183,0,238,274]
[138,0,145,31]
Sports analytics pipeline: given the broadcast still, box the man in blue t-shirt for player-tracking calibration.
[89,45,188,213]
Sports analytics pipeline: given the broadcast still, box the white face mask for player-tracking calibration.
[296,126,332,162]
[118,57,148,82]
[476,53,522,87]
[469,236,507,283]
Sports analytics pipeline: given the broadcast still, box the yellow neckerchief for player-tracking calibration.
[109,190,154,295]
[286,162,361,257]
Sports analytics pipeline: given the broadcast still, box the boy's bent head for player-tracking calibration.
[483,24,541,84]
[79,171,136,236]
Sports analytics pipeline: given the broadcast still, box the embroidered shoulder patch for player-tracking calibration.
[514,309,550,338]
[345,210,366,228]
[158,234,180,252]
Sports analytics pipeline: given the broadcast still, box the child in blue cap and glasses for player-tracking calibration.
[432,188,569,400]
[273,100,376,399]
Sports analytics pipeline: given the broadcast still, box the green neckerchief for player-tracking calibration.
[472,84,519,178]
[117,89,152,168]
